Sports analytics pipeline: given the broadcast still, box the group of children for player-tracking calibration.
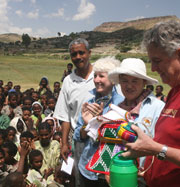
[0,78,72,187]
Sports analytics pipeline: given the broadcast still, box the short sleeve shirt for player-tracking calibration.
[53,70,95,129]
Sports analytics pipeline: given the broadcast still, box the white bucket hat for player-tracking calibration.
[108,58,158,85]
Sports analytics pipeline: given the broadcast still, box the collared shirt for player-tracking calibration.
[74,87,124,180]
[53,70,95,129]
[133,93,165,168]
[134,93,165,138]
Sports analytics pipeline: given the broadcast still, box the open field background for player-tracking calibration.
[0,54,171,95]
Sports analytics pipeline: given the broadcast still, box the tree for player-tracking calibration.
[22,34,31,48]
[57,32,61,37]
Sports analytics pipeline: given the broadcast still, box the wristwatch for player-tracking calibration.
[156,145,168,160]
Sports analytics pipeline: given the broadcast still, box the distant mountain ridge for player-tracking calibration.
[94,15,179,32]
[0,15,179,55]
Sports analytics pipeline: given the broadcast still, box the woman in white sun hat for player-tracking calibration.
[108,58,165,186]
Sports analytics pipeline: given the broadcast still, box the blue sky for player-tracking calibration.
[1,0,180,38]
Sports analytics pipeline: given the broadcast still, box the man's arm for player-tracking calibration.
[61,121,71,162]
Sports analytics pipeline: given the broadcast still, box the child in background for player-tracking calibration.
[6,126,17,142]
[0,98,10,130]
[19,131,34,149]
[34,122,60,180]
[37,77,52,97]
[0,148,16,184]
[0,80,3,87]
[22,97,33,110]
[44,96,56,117]
[31,102,45,129]
[10,107,33,143]
[0,129,6,146]
[42,116,56,138]
[16,119,24,134]
[1,141,18,169]
[3,85,9,98]
[26,149,53,186]
[15,131,35,161]
[7,81,13,90]
[155,85,167,102]
[1,141,31,186]
[31,91,40,103]
[14,85,21,94]
[21,107,33,130]
[16,91,22,106]
[40,94,48,113]
[0,87,3,94]
[53,82,61,101]
[1,92,22,120]
[61,63,73,82]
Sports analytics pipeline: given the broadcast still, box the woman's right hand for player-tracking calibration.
[81,102,94,125]
[81,102,103,124]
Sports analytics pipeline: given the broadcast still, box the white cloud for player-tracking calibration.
[31,0,36,4]
[13,0,24,2]
[125,16,145,22]
[15,10,23,17]
[27,9,39,19]
[0,0,9,22]
[145,4,150,8]
[44,8,64,18]
[34,27,50,38]
[72,0,96,21]
[8,26,32,35]
[0,0,32,35]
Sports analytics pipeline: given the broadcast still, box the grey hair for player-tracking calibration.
[93,56,120,73]
[68,38,89,51]
[143,20,180,56]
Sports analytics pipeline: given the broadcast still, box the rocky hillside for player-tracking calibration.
[94,15,179,32]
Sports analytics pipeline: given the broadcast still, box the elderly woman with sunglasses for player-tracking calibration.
[73,56,124,187]
[121,20,180,187]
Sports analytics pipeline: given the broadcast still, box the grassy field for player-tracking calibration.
[0,54,171,95]
[0,54,68,91]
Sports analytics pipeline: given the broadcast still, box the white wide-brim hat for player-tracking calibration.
[108,58,158,85]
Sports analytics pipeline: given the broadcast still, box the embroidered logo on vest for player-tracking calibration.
[161,108,178,118]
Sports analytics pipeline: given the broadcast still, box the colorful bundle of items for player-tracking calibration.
[85,104,137,174]
[117,121,137,142]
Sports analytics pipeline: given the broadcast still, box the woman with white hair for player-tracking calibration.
[108,58,165,186]
[73,56,124,186]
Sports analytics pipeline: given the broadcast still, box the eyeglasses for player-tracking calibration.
[70,51,85,57]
